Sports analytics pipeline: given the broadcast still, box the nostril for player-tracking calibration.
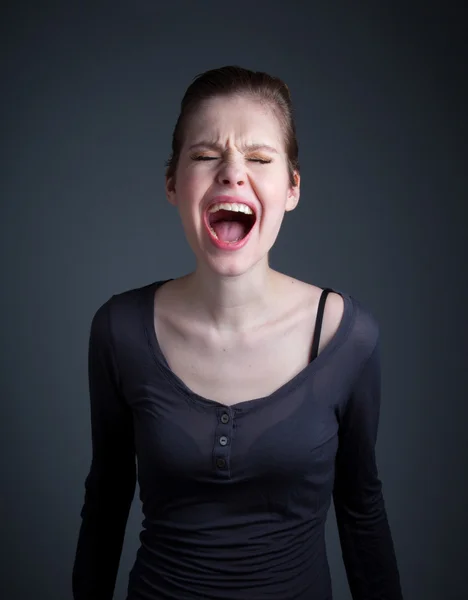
[222,180,244,185]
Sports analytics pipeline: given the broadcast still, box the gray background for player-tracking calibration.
[2,1,467,599]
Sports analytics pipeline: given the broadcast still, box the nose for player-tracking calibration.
[216,156,245,187]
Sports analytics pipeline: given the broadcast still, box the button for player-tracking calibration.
[219,436,228,446]
[216,458,226,468]
[221,413,229,424]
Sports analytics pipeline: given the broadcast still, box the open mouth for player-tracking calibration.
[207,206,257,244]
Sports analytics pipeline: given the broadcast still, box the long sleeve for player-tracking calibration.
[333,337,403,599]
[72,298,137,600]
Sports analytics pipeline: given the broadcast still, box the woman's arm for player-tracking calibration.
[333,337,403,599]
[72,298,136,600]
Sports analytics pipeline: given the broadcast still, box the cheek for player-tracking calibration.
[175,181,205,228]
[259,178,290,210]
[177,170,208,202]
[257,165,289,191]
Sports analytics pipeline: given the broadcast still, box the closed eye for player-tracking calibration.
[191,156,272,164]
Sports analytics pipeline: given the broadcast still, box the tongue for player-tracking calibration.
[212,220,246,243]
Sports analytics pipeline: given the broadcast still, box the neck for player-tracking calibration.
[182,261,283,333]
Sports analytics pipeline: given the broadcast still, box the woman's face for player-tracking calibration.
[166,94,300,277]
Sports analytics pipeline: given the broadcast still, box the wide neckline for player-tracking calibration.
[142,279,355,413]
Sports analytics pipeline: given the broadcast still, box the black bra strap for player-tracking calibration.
[310,288,334,362]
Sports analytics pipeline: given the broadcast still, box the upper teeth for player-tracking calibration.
[208,202,254,215]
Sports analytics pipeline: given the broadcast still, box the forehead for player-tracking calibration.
[183,95,284,149]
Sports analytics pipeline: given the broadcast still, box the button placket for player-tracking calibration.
[214,408,233,477]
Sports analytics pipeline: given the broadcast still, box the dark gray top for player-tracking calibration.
[72,279,403,600]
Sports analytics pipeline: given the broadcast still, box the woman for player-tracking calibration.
[73,66,403,600]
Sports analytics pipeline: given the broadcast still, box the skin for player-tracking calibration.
[164,94,302,334]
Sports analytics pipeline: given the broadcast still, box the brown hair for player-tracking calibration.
[165,65,300,187]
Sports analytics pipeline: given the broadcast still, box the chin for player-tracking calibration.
[198,251,269,279]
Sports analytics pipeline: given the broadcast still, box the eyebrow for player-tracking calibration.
[188,141,279,154]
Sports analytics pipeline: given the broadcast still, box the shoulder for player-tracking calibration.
[340,291,380,370]
[318,287,346,350]
[281,275,345,351]
[89,279,164,337]
[348,293,379,347]
[292,277,345,328]
[286,275,380,358]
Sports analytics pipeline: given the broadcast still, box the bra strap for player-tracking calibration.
[310,288,334,361]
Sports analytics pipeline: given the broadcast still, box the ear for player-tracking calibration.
[285,171,300,212]
[165,173,177,206]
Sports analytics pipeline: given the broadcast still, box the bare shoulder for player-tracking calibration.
[320,287,345,345]
[282,275,345,349]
